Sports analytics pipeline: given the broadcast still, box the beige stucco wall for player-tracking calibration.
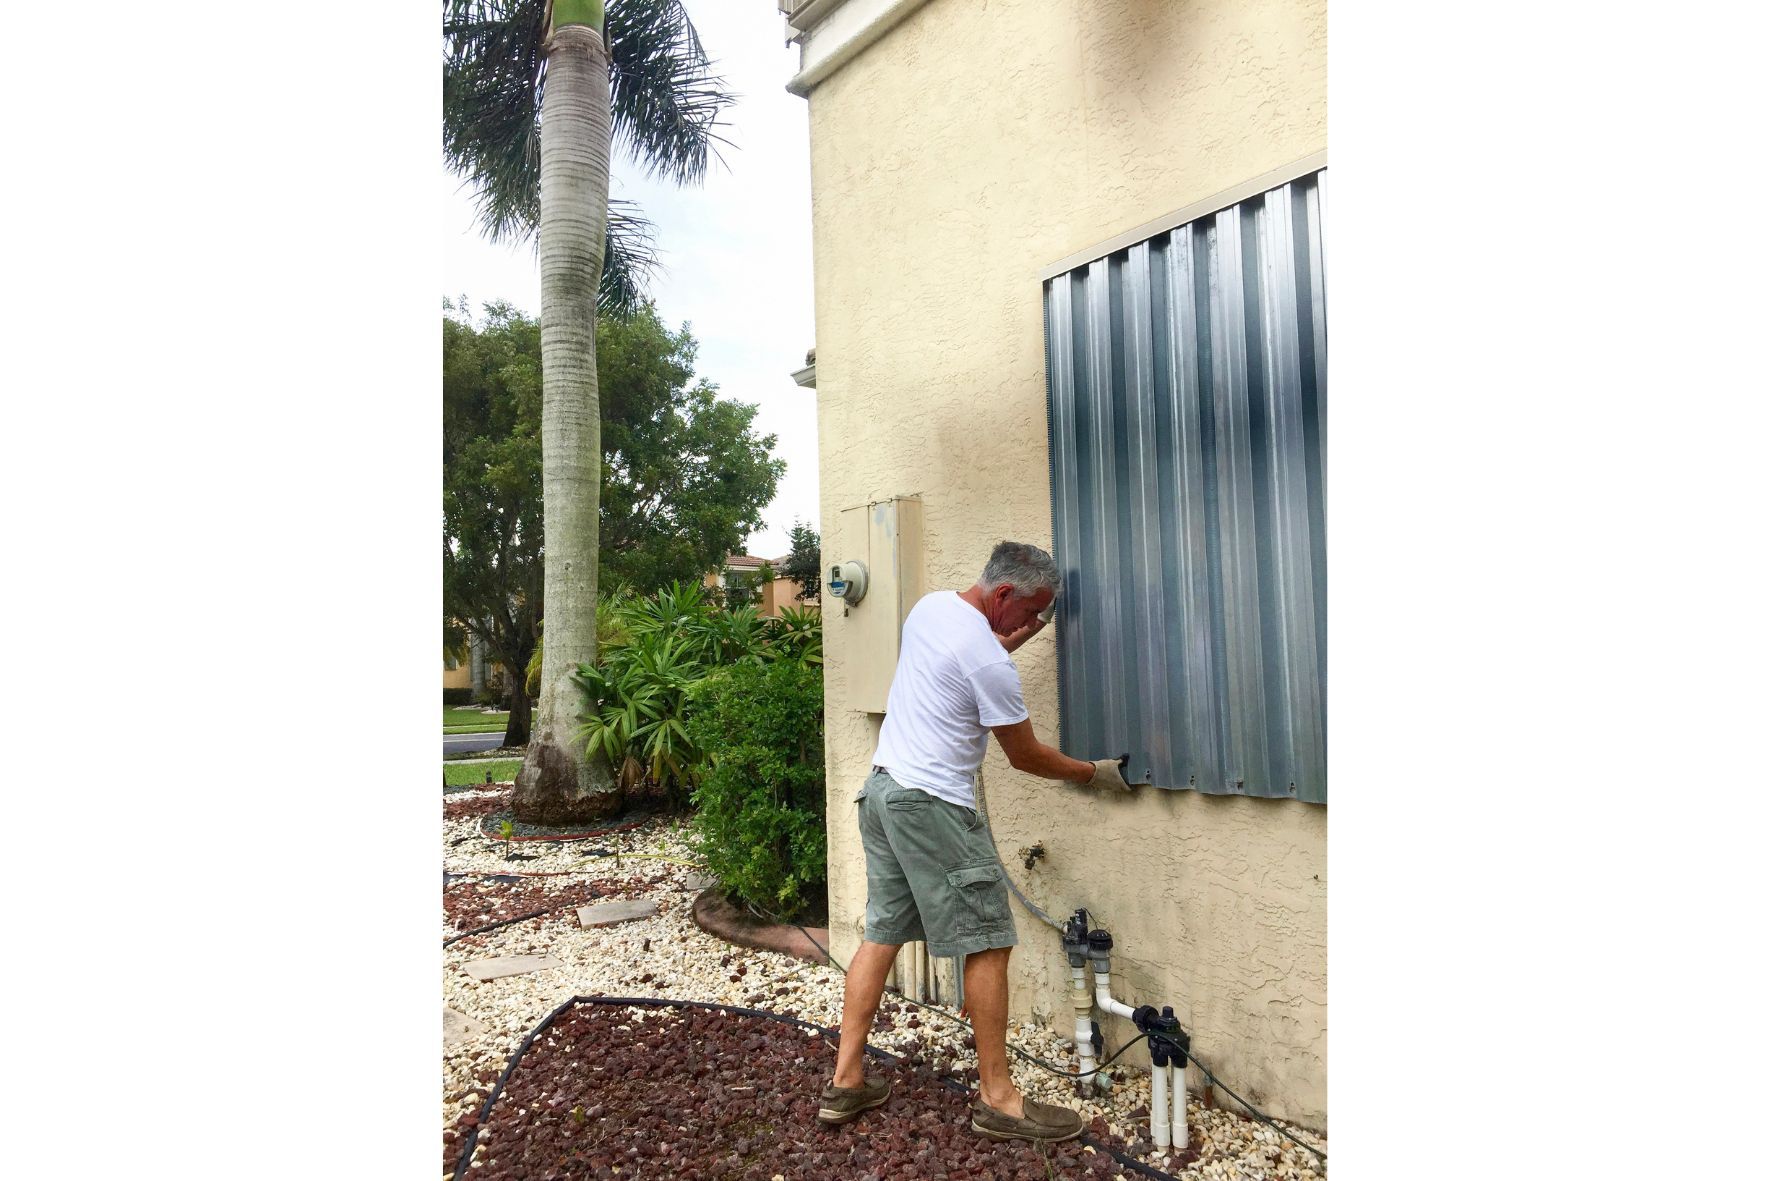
[805,0,1327,1126]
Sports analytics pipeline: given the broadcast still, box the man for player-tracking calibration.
[817,540,1134,1142]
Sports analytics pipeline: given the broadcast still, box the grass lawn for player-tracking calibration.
[444,758,522,787]
[444,707,510,734]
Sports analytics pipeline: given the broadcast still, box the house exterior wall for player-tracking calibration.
[444,661,473,691]
[802,0,1327,1125]
[762,575,820,617]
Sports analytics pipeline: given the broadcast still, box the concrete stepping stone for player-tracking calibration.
[576,898,660,928]
[444,1007,487,1045]
[459,954,562,982]
[683,872,716,892]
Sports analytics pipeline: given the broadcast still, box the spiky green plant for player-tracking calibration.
[768,607,824,668]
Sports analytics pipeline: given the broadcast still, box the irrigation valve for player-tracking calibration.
[1133,1004,1189,1063]
[1087,928,1114,976]
[1062,908,1092,968]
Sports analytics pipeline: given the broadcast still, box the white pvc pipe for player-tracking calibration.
[1069,965,1098,1094]
[1151,1058,1171,1149]
[1093,970,1136,1020]
[1171,1062,1188,1151]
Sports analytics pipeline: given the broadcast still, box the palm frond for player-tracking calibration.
[605,0,734,185]
[443,1,711,310]
[443,0,548,246]
[599,199,659,316]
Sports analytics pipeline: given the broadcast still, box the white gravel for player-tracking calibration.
[442,787,1327,1179]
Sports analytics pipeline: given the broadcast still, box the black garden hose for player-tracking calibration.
[443,908,565,947]
[442,878,607,947]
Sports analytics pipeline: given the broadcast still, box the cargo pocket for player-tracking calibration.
[945,859,1006,931]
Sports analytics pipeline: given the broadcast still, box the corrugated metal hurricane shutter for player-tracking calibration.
[1044,170,1326,803]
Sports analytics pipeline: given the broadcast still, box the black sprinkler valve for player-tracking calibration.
[1087,927,1114,973]
[1132,1004,1190,1063]
[1062,908,1092,968]
[1141,1000,1197,1063]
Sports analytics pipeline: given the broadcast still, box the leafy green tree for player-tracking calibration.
[447,303,781,753]
[598,309,784,589]
[781,520,823,603]
[443,300,544,748]
[445,0,732,824]
[445,619,470,666]
[444,299,782,595]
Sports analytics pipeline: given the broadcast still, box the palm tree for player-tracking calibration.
[444,0,730,824]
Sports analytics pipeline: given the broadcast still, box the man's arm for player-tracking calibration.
[993,615,1047,653]
[990,719,1094,782]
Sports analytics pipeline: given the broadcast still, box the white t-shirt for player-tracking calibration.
[870,591,1029,808]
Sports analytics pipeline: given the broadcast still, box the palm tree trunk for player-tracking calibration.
[469,629,487,698]
[513,2,621,824]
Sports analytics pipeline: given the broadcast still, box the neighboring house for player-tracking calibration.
[760,570,821,617]
[443,655,472,693]
[704,553,771,608]
[444,626,489,698]
[780,0,1326,1128]
[705,553,823,617]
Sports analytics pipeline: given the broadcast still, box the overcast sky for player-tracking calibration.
[443,2,818,560]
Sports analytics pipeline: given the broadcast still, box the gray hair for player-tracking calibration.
[978,540,1059,599]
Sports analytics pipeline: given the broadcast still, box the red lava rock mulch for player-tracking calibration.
[444,878,607,935]
[446,792,509,823]
[448,1002,1185,1181]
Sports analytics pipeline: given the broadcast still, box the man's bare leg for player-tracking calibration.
[831,940,902,1088]
[964,946,1024,1117]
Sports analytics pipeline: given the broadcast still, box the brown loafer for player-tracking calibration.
[969,1093,1085,1143]
[817,1073,893,1125]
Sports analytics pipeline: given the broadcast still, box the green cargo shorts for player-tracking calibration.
[855,768,1018,959]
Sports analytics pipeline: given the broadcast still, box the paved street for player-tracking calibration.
[445,730,508,757]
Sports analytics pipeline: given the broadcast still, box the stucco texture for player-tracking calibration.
[805,0,1327,1127]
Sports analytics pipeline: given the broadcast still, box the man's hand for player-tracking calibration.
[1086,758,1134,793]
[995,615,1047,653]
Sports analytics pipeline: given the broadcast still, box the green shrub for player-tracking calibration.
[568,583,828,816]
[684,660,826,922]
[444,687,474,706]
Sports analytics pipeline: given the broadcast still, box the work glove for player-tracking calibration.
[1087,757,1134,793]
